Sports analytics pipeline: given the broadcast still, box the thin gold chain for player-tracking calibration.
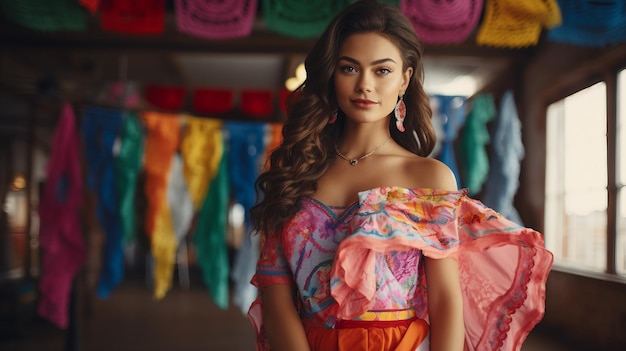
[335,137,392,166]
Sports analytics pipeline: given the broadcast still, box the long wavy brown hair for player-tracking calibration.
[251,0,436,238]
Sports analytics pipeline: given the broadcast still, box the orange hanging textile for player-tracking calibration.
[141,111,180,299]
[179,117,224,209]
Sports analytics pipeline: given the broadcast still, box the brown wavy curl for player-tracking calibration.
[251,0,436,238]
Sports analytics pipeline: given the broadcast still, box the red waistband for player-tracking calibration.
[334,317,418,329]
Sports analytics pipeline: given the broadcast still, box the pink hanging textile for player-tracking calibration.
[400,0,484,44]
[38,103,86,329]
[175,0,258,39]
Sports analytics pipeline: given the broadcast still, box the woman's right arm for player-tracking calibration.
[262,284,311,351]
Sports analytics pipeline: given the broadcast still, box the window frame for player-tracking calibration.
[542,64,625,280]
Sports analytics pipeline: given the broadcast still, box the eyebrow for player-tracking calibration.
[337,56,397,65]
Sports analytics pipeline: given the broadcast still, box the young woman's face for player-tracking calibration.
[334,32,412,126]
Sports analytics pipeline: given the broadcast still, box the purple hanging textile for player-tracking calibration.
[38,103,86,329]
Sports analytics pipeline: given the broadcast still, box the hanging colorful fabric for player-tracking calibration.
[38,103,86,329]
[115,113,145,244]
[548,0,626,47]
[458,94,496,195]
[180,117,224,209]
[175,0,258,39]
[141,111,180,299]
[144,85,187,111]
[192,140,230,309]
[482,90,524,225]
[240,90,274,119]
[263,123,284,170]
[0,0,86,31]
[431,95,467,186]
[263,0,352,38]
[81,106,125,299]
[400,0,484,44]
[192,88,234,115]
[100,0,165,34]
[476,0,562,48]
[79,0,100,13]
[225,121,266,220]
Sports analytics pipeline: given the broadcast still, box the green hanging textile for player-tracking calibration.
[0,0,86,31]
[115,113,145,244]
[263,0,352,38]
[193,139,230,309]
[458,94,496,195]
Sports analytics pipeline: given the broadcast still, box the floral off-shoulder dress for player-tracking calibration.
[249,187,553,351]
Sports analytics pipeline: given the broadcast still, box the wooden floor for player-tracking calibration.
[1,275,578,351]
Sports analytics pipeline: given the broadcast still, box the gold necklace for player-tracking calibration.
[335,137,392,166]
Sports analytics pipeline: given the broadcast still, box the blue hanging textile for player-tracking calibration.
[231,226,261,315]
[431,95,467,187]
[81,106,125,299]
[482,90,524,225]
[224,121,266,222]
[548,0,626,47]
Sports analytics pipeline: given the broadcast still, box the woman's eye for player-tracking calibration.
[377,68,392,75]
[340,66,357,73]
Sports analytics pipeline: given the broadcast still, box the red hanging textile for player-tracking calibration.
[192,88,234,115]
[145,85,187,111]
[100,0,165,34]
[278,88,291,116]
[80,0,101,13]
[175,0,258,39]
[240,90,274,118]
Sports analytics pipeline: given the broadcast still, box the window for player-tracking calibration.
[617,70,626,274]
[545,68,626,276]
[545,83,607,271]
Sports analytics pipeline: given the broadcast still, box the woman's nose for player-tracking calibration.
[355,73,373,92]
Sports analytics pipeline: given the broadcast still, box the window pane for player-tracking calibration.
[545,82,607,271]
[617,69,626,275]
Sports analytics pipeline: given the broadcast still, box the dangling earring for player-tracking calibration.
[329,110,338,124]
[394,95,406,132]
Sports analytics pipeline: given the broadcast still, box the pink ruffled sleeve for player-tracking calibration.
[248,233,293,351]
[330,187,553,351]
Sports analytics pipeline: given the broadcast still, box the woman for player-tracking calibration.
[249,1,553,350]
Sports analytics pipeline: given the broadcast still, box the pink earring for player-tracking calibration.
[329,110,338,124]
[394,95,406,132]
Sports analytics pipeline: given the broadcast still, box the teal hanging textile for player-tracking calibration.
[115,113,145,244]
[193,139,230,309]
[262,0,352,38]
[548,0,626,47]
[458,94,496,195]
[0,0,86,31]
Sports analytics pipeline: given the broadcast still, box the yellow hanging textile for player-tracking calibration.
[179,117,224,209]
[476,0,562,48]
[141,111,180,299]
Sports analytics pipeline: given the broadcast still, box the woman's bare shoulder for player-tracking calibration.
[401,156,458,191]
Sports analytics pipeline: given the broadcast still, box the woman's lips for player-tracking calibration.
[351,99,377,108]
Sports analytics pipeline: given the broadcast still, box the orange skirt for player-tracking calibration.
[305,318,429,351]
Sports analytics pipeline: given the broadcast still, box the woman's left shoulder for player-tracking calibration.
[403,156,458,191]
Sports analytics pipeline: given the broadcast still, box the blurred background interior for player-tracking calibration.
[1,1,625,350]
